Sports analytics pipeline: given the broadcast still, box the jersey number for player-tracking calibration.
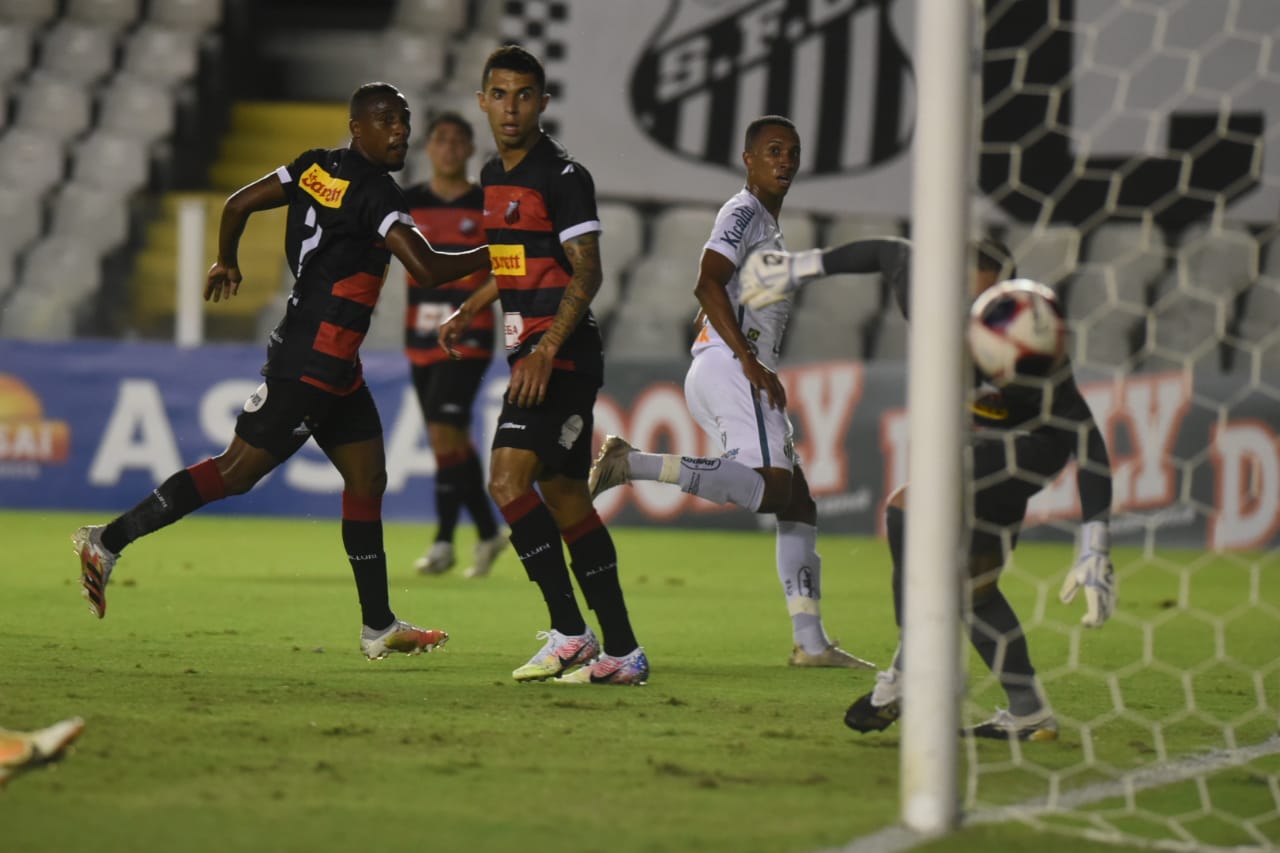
[296,206,323,275]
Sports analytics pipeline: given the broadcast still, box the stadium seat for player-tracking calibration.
[148,0,224,31]
[778,212,816,251]
[449,32,501,95]
[0,0,57,25]
[650,205,718,269]
[121,25,200,87]
[0,128,66,193]
[869,309,908,361]
[71,130,150,192]
[598,202,644,271]
[97,74,177,143]
[376,31,448,93]
[1004,223,1080,286]
[0,245,16,299]
[1067,222,1165,372]
[824,215,903,246]
[0,186,43,254]
[785,271,882,362]
[14,72,93,140]
[3,237,103,339]
[620,255,701,321]
[38,21,119,84]
[66,0,140,28]
[49,182,130,253]
[0,24,35,85]
[393,0,469,34]
[605,310,692,363]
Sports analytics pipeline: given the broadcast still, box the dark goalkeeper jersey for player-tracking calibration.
[263,147,413,394]
[480,134,604,380]
[402,183,494,366]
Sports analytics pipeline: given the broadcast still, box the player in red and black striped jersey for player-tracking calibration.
[71,84,490,662]
[401,111,505,579]
[441,46,648,684]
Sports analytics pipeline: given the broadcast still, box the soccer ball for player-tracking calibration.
[967,278,1067,386]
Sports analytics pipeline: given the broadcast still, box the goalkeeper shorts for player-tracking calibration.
[968,430,1071,557]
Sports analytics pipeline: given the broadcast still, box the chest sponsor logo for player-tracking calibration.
[299,163,350,208]
[490,244,528,276]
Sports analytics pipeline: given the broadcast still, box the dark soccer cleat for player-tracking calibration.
[844,670,902,733]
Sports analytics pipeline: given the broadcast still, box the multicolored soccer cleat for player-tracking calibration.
[555,646,650,686]
[0,717,86,786]
[360,619,449,660]
[72,525,117,619]
[512,628,600,682]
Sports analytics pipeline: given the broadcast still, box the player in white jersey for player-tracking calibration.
[590,116,873,669]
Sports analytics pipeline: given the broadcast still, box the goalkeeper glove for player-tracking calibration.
[739,249,825,309]
[1058,520,1115,628]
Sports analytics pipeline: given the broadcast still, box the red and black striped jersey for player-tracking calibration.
[402,183,494,367]
[263,147,413,395]
[480,134,604,379]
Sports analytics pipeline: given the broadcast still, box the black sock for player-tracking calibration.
[101,460,226,554]
[563,511,636,656]
[969,587,1042,716]
[344,518,394,630]
[458,453,499,540]
[886,505,905,628]
[501,492,586,636]
[433,455,464,543]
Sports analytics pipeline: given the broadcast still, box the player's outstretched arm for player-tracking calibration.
[695,248,786,410]
[386,222,490,290]
[740,237,911,310]
[1059,385,1116,627]
[440,278,500,359]
[206,173,289,302]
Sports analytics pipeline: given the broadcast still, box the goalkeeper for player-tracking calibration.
[741,238,1115,741]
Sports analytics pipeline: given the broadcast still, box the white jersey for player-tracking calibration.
[689,188,793,371]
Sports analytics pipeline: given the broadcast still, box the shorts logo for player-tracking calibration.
[498,421,527,431]
[629,1,914,175]
[298,163,350,208]
[243,383,268,413]
[490,245,528,276]
[558,415,584,450]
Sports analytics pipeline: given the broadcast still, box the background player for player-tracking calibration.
[440,46,647,685]
[72,83,490,661]
[589,116,873,670]
[402,111,506,579]
[739,239,1116,740]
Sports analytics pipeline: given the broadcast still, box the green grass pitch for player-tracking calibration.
[2,510,1276,852]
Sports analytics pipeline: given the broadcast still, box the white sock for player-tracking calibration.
[776,520,830,653]
[627,451,765,511]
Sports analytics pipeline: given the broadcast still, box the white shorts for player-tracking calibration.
[684,345,797,471]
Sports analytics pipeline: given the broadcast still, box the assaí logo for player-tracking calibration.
[0,374,70,477]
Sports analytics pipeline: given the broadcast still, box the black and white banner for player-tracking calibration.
[500,0,1279,223]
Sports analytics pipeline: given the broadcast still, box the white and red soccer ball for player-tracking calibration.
[967,278,1067,386]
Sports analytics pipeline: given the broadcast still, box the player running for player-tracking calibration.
[72,83,490,661]
[588,116,873,670]
[739,238,1116,740]
[439,46,647,685]
[402,111,507,579]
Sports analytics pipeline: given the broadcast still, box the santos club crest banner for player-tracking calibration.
[500,0,1279,223]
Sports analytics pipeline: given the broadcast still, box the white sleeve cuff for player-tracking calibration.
[559,220,601,244]
[275,166,293,184]
[378,210,415,238]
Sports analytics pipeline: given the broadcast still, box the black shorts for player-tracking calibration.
[235,378,382,460]
[968,430,1070,557]
[410,359,490,429]
[491,371,599,480]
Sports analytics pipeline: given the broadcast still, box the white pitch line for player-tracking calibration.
[822,735,1280,853]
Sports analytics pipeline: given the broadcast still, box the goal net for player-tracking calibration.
[959,0,1280,848]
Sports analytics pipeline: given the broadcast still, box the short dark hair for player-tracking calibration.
[427,110,474,141]
[481,44,546,93]
[349,82,403,119]
[744,115,797,151]
[973,238,1016,278]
